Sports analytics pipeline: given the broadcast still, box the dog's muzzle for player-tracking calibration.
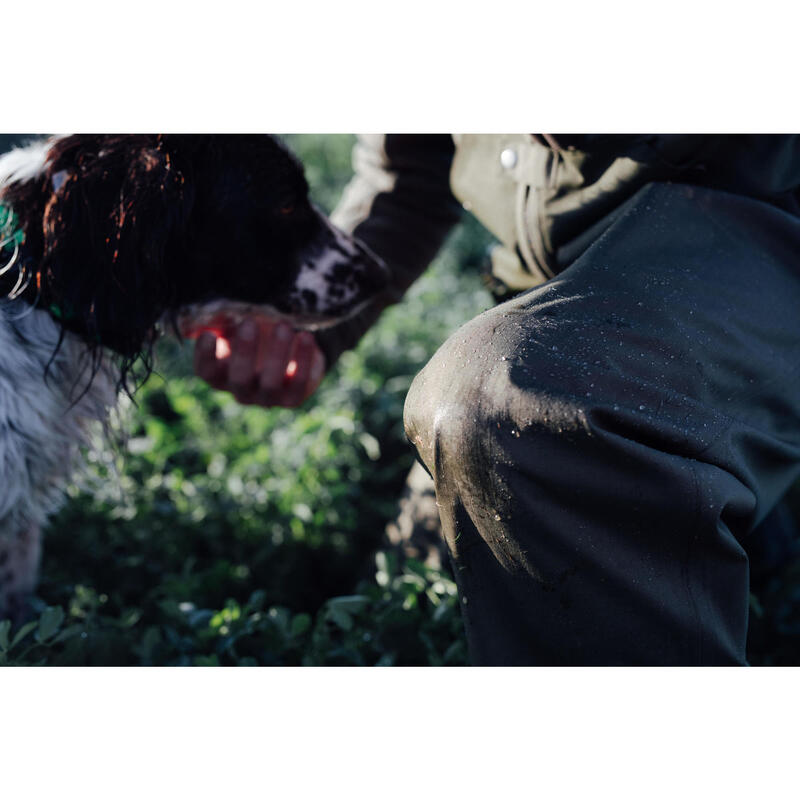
[171,213,391,338]
[279,211,390,324]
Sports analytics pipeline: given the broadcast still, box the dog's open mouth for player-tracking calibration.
[169,297,372,341]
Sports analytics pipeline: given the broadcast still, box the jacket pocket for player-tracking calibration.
[450,134,556,285]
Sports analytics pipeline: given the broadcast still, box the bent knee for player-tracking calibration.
[404,312,493,472]
[404,306,586,479]
[400,286,693,486]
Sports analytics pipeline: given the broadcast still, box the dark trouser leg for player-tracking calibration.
[404,182,800,665]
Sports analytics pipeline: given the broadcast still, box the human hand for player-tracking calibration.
[192,318,326,408]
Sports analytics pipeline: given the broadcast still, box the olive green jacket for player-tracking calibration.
[317,134,800,366]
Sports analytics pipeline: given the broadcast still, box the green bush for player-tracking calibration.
[0,553,467,666]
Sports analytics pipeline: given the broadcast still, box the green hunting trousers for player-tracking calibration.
[404,181,800,665]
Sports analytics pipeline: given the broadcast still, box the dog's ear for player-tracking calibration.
[40,135,194,357]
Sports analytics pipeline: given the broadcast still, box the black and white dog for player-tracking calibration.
[0,134,387,621]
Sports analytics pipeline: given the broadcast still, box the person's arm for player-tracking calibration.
[316,133,462,367]
[194,134,462,406]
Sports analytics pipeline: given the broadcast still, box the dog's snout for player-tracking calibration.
[275,212,393,327]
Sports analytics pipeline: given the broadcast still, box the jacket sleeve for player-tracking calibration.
[315,134,462,367]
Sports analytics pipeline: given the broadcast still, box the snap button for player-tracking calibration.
[500,148,518,169]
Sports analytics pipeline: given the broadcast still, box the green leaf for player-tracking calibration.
[0,619,10,651]
[328,607,353,631]
[432,602,453,623]
[36,606,65,642]
[358,432,381,460]
[327,595,370,614]
[187,609,214,629]
[400,574,426,592]
[290,613,312,637]
[402,593,418,611]
[52,624,87,644]
[425,588,442,607]
[138,626,162,659]
[443,640,467,665]
[10,620,38,649]
[118,609,143,629]
[404,558,430,578]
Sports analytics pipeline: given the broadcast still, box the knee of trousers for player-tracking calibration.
[403,305,576,489]
[402,301,758,533]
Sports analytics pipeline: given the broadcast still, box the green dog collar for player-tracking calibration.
[2,202,99,341]
[0,202,24,251]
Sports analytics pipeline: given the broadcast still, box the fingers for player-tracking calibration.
[226,319,273,404]
[193,332,229,390]
[251,322,295,406]
[304,345,327,404]
[279,331,324,408]
[192,318,326,408]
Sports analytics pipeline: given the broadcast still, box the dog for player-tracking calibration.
[0,134,388,622]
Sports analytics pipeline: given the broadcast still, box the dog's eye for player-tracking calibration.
[278,201,295,216]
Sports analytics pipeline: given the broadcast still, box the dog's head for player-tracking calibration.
[1,134,387,380]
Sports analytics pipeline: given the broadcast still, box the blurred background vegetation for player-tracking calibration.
[1,134,799,666]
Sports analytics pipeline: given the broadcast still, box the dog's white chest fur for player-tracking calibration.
[0,300,116,534]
